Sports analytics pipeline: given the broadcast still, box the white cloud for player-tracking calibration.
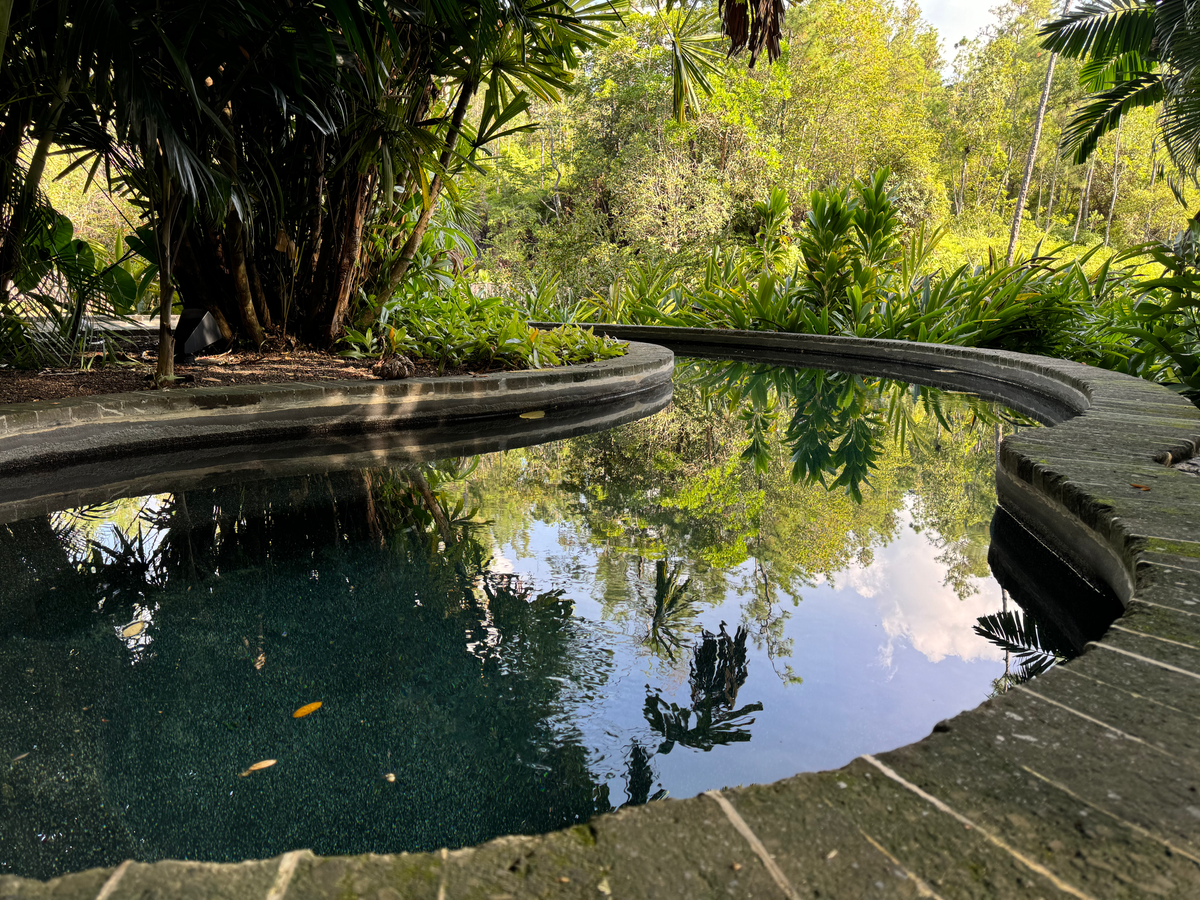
[841,508,1005,665]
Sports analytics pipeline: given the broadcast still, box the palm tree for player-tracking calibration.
[1039,0,1200,203]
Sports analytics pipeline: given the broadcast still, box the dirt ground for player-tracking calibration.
[0,339,496,404]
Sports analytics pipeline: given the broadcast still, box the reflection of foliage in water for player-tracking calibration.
[470,361,1028,685]
[643,559,697,661]
[0,366,1034,874]
[974,606,1070,695]
[643,625,763,755]
[0,463,621,877]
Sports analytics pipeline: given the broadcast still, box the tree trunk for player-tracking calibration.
[304,131,326,292]
[1043,140,1062,232]
[1073,159,1095,242]
[249,255,273,330]
[156,174,180,385]
[225,209,266,347]
[174,228,237,338]
[1033,164,1044,226]
[1006,1,1068,263]
[989,145,1014,216]
[379,82,476,301]
[1104,119,1125,248]
[955,150,969,216]
[304,166,370,347]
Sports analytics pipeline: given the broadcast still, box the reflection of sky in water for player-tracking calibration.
[484,497,1005,807]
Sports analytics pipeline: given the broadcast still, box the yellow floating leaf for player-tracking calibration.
[519,410,545,420]
[239,759,277,777]
[292,701,323,719]
[122,621,146,638]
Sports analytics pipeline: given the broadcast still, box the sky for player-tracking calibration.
[920,0,1000,51]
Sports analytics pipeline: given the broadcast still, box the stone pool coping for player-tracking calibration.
[0,340,673,474]
[6,327,1200,899]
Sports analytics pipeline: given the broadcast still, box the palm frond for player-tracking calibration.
[1040,0,1156,61]
[1059,71,1163,163]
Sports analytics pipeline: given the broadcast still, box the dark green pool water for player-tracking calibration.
[0,362,1066,878]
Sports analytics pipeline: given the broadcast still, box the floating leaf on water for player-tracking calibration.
[292,701,323,719]
[519,410,545,419]
[239,759,277,777]
[121,621,146,638]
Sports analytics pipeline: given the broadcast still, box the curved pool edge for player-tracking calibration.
[7,328,1200,899]
[0,341,674,475]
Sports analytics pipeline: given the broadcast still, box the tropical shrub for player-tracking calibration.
[510,168,1200,403]
[342,274,627,373]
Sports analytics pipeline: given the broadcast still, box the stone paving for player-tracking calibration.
[4,328,1200,899]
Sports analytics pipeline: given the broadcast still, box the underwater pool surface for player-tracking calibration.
[0,361,1060,878]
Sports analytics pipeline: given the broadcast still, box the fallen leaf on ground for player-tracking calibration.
[1131,483,1151,491]
[12,752,29,762]
[519,410,545,419]
[239,759,277,776]
[122,621,146,638]
[293,701,323,718]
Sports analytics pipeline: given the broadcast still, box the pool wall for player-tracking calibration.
[5,328,1200,899]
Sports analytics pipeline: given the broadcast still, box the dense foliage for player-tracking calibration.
[505,167,1200,400]
[0,0,641,378]
[4,0,1200,397]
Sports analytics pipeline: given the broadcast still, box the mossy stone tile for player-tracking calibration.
[1060,647,1200,724]
[100,859,279,900]
[587,794,785,899]
[282,851,444,900]
[1113,603,1200,650]
[698,775,932,898]
[1017,660,1200,759]
[1131,584,1200,618]
[925,689,1200,854]
[810,759,1085,898]
[876,723,1200,898]
[1014,416,1200,447]
[1084,398,1200,420]
[1138,559,1200,609]
[1029,456,1182,482]
[1097,627,1200,677]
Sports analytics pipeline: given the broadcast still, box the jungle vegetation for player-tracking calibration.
[3,0,1200,398]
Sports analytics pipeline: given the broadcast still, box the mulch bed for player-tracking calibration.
[0,340,503,405]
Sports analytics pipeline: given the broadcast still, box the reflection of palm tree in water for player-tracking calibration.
[690,621,748,708]
[974,591,1070,695]
[622,626,762,807]
[644,560,697,661]
[643,624,763,755]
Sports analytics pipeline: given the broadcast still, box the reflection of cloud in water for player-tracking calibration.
[839,511,1003,666]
